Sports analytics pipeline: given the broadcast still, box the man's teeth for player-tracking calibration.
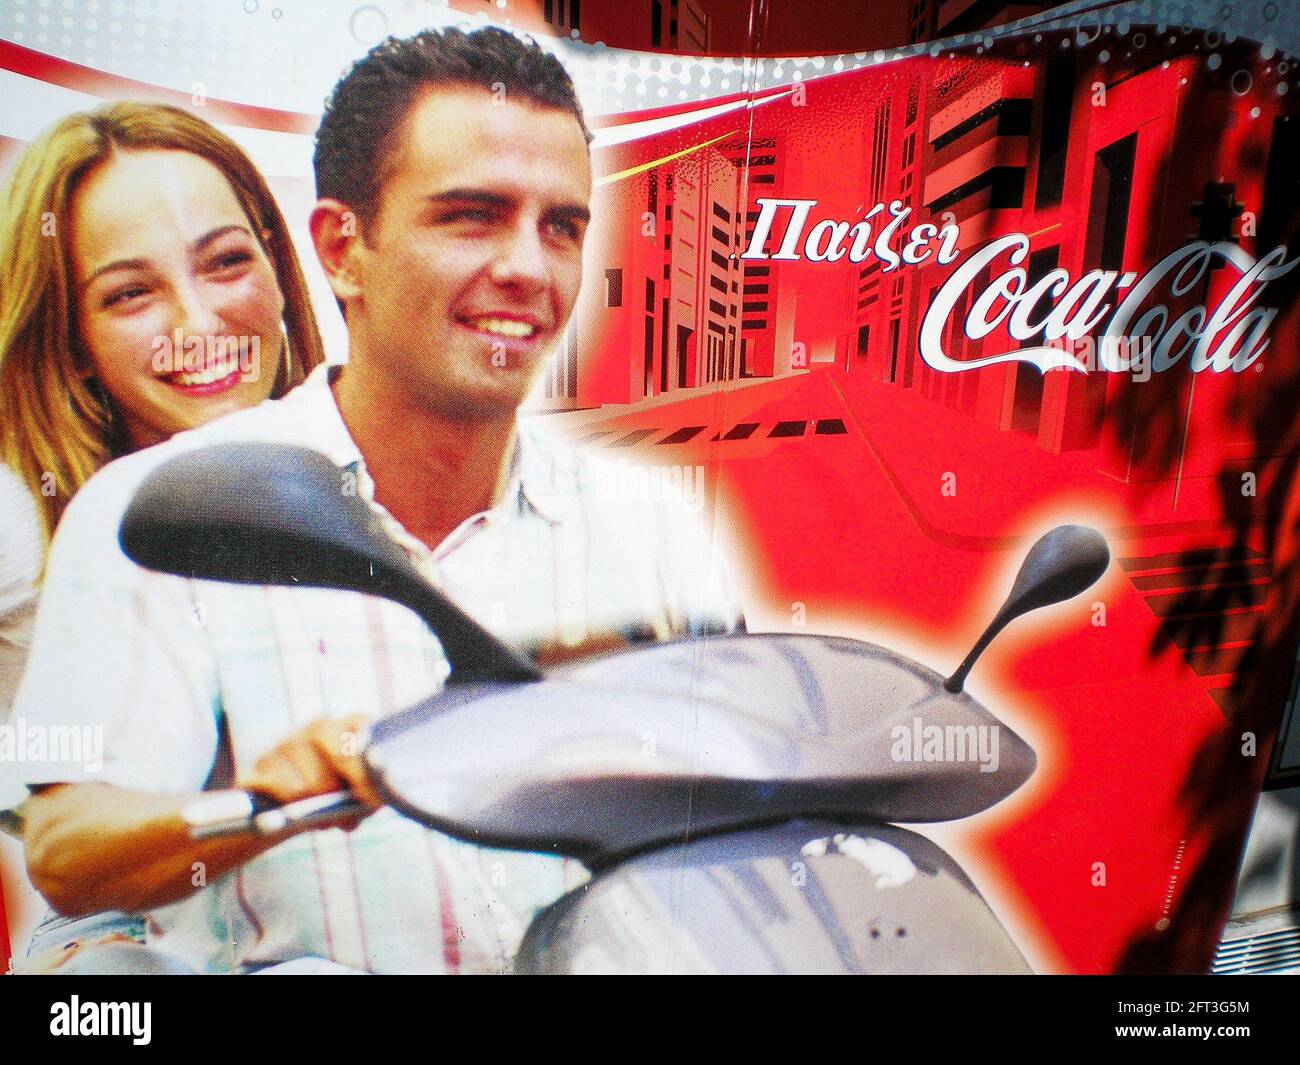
[468,317,537,338]
[171,359,240,387]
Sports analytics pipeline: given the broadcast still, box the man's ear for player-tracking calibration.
[309,199,365,306]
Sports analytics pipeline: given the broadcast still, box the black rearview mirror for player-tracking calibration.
[119,443,541,684]
[945,524,1110,692]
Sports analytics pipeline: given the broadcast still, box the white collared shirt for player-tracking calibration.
[10,364,744,973]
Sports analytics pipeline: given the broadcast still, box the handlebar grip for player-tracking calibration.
[181,789,367,839]
[252,791,369,834]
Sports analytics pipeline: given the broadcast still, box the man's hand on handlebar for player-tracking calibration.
[235,713,385,825]
[23,714,385,917]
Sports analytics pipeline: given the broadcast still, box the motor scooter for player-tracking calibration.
[120,442,1110,974]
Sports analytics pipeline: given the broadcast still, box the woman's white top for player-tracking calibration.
[0,464,42,719]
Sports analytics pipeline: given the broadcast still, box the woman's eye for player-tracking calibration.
[209,250,253,272]
[102,285,149,309]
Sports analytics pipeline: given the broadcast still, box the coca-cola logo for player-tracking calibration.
[741,198,1298,376]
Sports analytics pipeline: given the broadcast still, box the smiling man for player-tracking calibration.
[13,27,743,974]
[311,32,596,549]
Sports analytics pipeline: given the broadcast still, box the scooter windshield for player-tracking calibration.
[366,633,1035,864]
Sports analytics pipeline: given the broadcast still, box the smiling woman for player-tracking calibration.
[0,102,325,551]
[69,149,292,449]
[0,101,325,971]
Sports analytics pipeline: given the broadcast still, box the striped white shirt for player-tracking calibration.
[11,364,743,973]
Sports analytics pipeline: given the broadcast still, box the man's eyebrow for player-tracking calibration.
[81,224,253,291]
[425,189,591,223]
[424,189,513,209]
[546,203,591,225]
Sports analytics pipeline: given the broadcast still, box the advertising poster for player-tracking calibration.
[0,0,1298,986]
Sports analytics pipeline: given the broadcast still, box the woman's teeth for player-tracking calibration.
[170,359,241,387]
[468,317,537,339]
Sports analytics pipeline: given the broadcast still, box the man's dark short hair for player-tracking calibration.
[314,26,592,231]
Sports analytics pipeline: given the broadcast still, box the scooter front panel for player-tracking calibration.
[515,819,1031,975]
